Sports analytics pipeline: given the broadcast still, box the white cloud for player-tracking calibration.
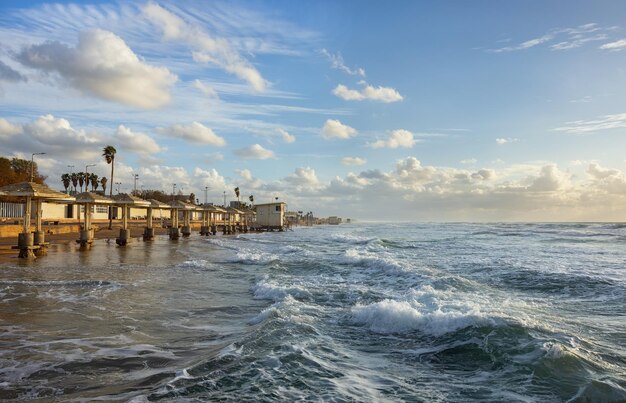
[496,137,519,145]
[489,23,614,53]
[193,167,226,189]
[320,49,365,77]
[285,167,321,189]
[157,122,226,146]
[113,125,161,154]
[332,82,403,103]
[322,119,357,140]
[369,129,416,149]
[143,3,267,92]
[460,158,478,165]
[277,128,295,143]
[342,157,367,166]
[0,118,23,136]
[16,29,177,109]
[194,79,219,98]
[233,144,275,160]
[600,39,626,51]
[553,113,626,134]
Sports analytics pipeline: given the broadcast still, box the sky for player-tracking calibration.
[1,1,626,221]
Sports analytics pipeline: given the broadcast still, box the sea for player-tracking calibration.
[0,222,625,402]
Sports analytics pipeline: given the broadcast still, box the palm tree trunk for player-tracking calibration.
[108,158,115,229]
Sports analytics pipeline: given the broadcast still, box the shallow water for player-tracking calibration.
[1,223,625,401]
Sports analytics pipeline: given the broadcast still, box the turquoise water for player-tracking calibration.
[0,223,625,401]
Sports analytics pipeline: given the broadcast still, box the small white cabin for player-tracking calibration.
[254,202,286,229]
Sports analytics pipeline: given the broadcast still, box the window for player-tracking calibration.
[275,205,281,212]
[96,205,108,214]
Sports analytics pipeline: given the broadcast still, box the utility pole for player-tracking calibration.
[172,184,176,203]
[223,191,226,207]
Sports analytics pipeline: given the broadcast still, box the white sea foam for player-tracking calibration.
[329,233,377,245]
[253,276,311,301]
[351,285,495,336]
[341,248,409,273]
[229,250,279,264]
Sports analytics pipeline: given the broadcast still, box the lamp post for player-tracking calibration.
[115,182,121,194]
[204,186,208,204]
[133,174,139,193]
[30,152,45,182]
[85,164,95,175]
[172,184,176,202]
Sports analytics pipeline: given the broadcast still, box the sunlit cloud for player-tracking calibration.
[322,119,357,140]
[233,143,275,160]
[16,29,177,109]
[333,82,403,103]
[369,129,416,149]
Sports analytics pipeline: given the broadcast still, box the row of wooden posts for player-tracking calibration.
[0,182,255,259]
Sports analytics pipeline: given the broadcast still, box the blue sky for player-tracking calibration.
[1,1,626,221]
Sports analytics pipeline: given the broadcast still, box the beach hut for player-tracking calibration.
[144,199,170,240]
[169,200,196,238]
[112,193,150,245]
[0,182,75,258]
[201,204,226,235]
[254,202,287,231]
[74,192,113,248]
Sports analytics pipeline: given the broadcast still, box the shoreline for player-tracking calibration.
[0,225,171,265]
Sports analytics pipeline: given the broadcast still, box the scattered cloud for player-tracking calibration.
[16,29,177,109]
[277,128,295,143]
[157,122,226,146]
[233,143,275,160]
[460,158,478,165]
[333,82,403,103]
[322,119,357,140]
[553,113,626,134]
[113,125,161,154]
[600,39,626,51]
[284,167,321,189]
[320,49,365,76]
[143,3,267,92]
[369,129,416,149]
[488,23,613,53]
[342,157,367,166]
[570,95,592,103]
[194,79,219,99]
[0,118,23,136]
[0,61,26,83]
[496,137,519,145]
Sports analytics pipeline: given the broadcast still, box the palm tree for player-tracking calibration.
[70,173,79,193]
[84,172,90,191]
[61,173,70,194]
[77,172,85,192]
[102,145,116,228]
[90,173,99,191]
[100,177,108,194]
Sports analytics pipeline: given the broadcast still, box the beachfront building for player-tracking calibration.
[254,202,287,231]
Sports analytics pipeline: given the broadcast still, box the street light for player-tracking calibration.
[172,183,176,202]
[204,186,208,204]
[115,182,122,194]
[67,165,74,172]
[30,152,45,182]
[133,174,139,193]
[85,164,95,175]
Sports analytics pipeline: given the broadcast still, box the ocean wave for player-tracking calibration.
[351,296,494,336]
[340,248,409,273]
[228,250,279,264]
[328,233,379,245]
[252,276,311,301]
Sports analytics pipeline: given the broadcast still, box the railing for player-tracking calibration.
[0,202,24,218]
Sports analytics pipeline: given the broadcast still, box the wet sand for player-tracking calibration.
[0,225,170,265]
